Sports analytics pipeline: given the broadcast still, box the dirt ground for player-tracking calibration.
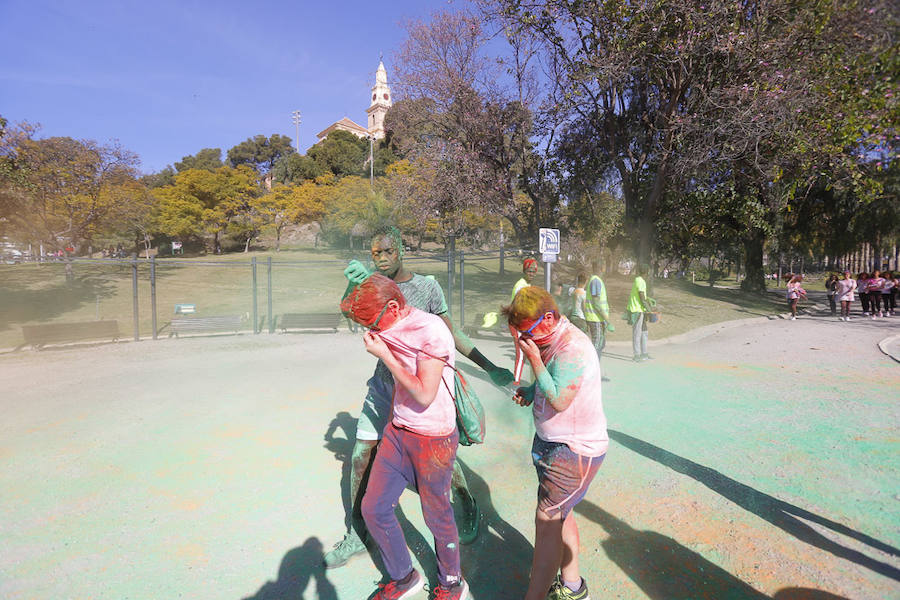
[0,312,898,600]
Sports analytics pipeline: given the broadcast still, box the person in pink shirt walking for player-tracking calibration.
[786,274,807,320]
[868,270,885,318]
[835,271,857,321]
[504,286,608,600]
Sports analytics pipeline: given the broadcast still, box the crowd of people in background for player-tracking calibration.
[802,270,897,321]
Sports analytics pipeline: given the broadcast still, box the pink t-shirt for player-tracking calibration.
[786,282,806,300]
[868,277,884,293]
[378,308,457,437]
[532,318,608,457]
[835,278,856,301]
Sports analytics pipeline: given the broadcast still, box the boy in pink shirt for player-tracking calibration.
[341,274,469,600]
[504,286,608,600]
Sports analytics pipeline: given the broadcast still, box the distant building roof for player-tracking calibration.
[316,117,370,140]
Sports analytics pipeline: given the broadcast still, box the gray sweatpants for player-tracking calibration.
[632,312,648,357]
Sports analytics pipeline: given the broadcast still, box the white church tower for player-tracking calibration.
[366,61,392,139]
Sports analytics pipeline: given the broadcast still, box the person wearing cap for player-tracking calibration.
[324,225,513,569]
[512,257,540,301]
[504,286,607,600]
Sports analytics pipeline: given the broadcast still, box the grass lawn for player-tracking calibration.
[0,246,791,350]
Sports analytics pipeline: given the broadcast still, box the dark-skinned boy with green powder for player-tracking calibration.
[325,226,514,569]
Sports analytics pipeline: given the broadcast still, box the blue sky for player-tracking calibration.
[0,0,459,173]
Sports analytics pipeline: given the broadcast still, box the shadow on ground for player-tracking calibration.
[609,429,900,581]
[456,458,533,597]
[241,537,338,600]
[0,268,120,331]
[576,501,850,600]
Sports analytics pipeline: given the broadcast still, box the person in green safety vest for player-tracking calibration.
[512,257,540,301]
[626,263,654,362]
[584,260,614,371]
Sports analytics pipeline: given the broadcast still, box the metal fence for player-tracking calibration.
[0,248,544,349]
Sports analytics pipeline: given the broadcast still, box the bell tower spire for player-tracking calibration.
[367,60,392,139]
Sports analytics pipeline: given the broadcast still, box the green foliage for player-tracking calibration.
[306,130,368,177]
[255,183,327,250]
[152,166,261,251]
[271,153,325,184]
[319,176,389,239]
[227,134,295,174]
[175,148,223,173]
[3,133,141,256]
[140,166,175,189]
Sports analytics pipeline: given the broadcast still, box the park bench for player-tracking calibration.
[22,320,120,349]
[278,313,344,333]
[169,315,244,337]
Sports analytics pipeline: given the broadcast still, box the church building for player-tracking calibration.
[316,61,392,141]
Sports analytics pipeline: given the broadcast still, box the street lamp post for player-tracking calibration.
[291,110,301,153]
[368,134,374,186]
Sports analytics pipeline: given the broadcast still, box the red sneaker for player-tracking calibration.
[372,569,425,599]
[432,579,469,600]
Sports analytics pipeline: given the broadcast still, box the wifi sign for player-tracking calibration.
[539,228,560,254]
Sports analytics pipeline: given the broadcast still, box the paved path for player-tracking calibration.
[0,310,897,600]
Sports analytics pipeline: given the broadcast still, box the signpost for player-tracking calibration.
[539,228,560,291]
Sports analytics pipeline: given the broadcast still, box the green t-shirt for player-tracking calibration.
[626,276,647,313]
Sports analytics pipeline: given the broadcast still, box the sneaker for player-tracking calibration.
[432,579,469,600]
[632,355,642,362]
[548,575,591,600]
[641,353,653,361]
[372,569,425,600]
[323,531,367,569]
[457,498,480,545]
[790,316,796,320]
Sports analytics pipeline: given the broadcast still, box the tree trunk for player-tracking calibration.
[740,228,767,293]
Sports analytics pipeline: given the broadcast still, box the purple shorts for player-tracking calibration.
[531,435,604,518]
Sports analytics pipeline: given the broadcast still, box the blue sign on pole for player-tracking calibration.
[539,228,560,254]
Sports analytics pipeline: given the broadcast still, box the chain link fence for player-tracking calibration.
[0,248,547,350]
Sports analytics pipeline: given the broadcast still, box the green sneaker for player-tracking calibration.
[323,531,367,569]
[548,575,591,600]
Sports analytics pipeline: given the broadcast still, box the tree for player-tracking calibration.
[271,152,326,184]
[306,130,368,177]
[102,178,157,258]
[4,133,140,279]
[175,148,223,172]
[390,11,546,247]
[0,116,27,235]
[318,176,391,246]
[140,166,175,189]
[227,134,295,174]
[492,0,897,289]
[153,166,260,253]
[254,183,326,251]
